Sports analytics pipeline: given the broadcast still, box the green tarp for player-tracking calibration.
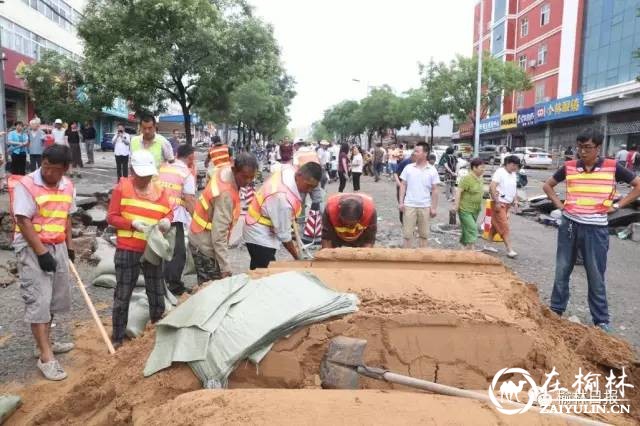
[144,271,358,388]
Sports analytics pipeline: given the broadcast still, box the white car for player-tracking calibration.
[513,147,553,168]
[432,145,449,163]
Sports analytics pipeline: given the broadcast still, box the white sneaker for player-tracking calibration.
[507,250,518,258]
[37,358,67,381]
[34,342,75,358]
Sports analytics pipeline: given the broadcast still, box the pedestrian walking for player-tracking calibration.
[8,121,29,175]
[615,146,628,168]
[351,145,363,192]
[338,142,350,193]
[322,193,377,248]
[130,113,175,168]
[168,129,180,156]
[243,162,321,269]
[82,120,96,164]
[452,158,484,249]
[12,145,76,380]
[113,124,131,179]
[28,119,46,171]
[489,155,520,258]
[157,144,197,295]
[398,142,440,248]
[189,153,257,284]
[52,119,66,146]
[543,128,640,332]
[107,150,173,349]
[626,145,638,172]
[65,122,82,177]
[317,140,331,189]
[372,143,384,182]
[442,147,458,201]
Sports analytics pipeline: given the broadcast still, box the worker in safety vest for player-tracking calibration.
[543,128,640,333]
[157,144,197,295]
[12,145,76,381]
[322,193,377,248]
[107,150,173,349]
[205,135,232,173]
[130,113,175,168]
[189,153,258,284]
[243,162,322,269]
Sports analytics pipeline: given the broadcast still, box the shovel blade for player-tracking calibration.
[320,336,368,389]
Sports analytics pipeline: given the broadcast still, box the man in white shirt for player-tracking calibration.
[112,124,131,179]
[489,155,521,258]
[399,142,440,248]
[317,140,331,189]
[615,147,628,167]
[52,119,66,146]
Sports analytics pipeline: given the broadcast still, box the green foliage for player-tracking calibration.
[18,51,99,123]
[311,120,332,142]
[321,100,362,140]
[358,86,412,137]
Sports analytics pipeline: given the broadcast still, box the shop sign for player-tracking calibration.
[458,122,474,138]
[479,115,501,134]
[517,107,536,127]
[3,48,34,90]
[535,94,591,123]
[500,113,517,130]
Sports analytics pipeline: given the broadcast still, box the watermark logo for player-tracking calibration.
[488,366,634,415]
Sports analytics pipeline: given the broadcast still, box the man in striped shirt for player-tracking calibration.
[543,128,640,332]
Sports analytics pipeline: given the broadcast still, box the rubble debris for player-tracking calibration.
[85,206,108,224]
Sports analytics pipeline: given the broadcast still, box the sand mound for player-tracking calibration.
[4,249,639,425]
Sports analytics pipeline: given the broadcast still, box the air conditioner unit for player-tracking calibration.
[528,59,537,68]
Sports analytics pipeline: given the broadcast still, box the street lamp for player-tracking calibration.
[473,0,484,157]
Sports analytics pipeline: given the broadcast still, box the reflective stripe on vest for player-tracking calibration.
[209,145,231,168]
[326,193,375,242]
[15,172,74,244]
[564,159,616,215]
[158,163,190,207]
[116,178,171,250]
[245,169,302,227]
[131,136,164,167]
[190,168,241,234]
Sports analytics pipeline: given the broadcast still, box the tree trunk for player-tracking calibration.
[430,123,435,147]
[236,121,241,149]
[179,101,192,145]
[224,124,229,144]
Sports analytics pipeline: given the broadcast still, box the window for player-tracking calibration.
[540,4,550,26]
[535,82,546,103]
[520,18,529,37]
[516,92,525,108]
[0,16,76,61]
[537,43,548,65]
[518,55,527,69]
[22,0,78,30]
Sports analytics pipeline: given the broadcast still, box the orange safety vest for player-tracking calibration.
[564,159,616,216]
[209,144,231,168]
[115,177,172,252]
[326,193,375,242]
[245,168,302,227]
[157,162,191,207]
[190,168,241,234]
[15,172,74,244]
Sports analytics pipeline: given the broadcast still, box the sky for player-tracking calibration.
[250,0,478,130]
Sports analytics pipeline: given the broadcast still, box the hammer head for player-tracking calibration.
[320,336,367,389]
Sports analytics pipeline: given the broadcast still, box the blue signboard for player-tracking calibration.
[102,98,130,119]
[517,107,536,127]
[534,94,591,123]
[479,115,501,134]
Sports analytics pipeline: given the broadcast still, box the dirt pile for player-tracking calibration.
[3,248,639,425]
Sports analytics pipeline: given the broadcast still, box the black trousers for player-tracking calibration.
[116,155,129,179]
[246,243,276,270]
[11,153,27,175]
[164,222,186,292]
[338,171,347,192]
[352,172,361,191]
[70,143,83,168]
[29,154,42,172]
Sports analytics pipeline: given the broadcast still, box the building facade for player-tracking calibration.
[466,0,640,156]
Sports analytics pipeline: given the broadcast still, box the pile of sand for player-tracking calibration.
[3,249,639,425]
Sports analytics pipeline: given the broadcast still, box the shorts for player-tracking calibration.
[17,244,71,323]
[402,206,430,240]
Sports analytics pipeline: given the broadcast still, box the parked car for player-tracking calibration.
[513,147,553,168]
[101,133,115,151]
[478,145,499,164]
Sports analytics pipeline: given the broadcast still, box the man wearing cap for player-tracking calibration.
[107,150,173,349]
[52,119,67,146]
[130,113,175,168]
[322,193,377,248]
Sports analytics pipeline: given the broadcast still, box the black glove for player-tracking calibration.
[68,249,75,263]
[37,252,57,272]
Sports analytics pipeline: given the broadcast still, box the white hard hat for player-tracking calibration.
[130,150,157,177]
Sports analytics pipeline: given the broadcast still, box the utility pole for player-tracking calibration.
[473,0,484,157]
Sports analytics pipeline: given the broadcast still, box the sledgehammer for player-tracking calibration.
[320,336,605,426]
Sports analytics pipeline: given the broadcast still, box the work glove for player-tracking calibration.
[67,249,75,263]
[131,220,148,232]
[37,252,57,272]
[158,218,171,233]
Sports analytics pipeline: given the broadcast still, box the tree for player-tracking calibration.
[437,53,531,136]
[358,86,412,147]
[321,100,363,142]
[78,0,281,144]
[408,60,450,145]
[311,120,332,142]
[18,51,100,123]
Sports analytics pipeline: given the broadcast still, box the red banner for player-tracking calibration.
[3,48,33,91]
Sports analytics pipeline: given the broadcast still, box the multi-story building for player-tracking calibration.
[467,0,640,155]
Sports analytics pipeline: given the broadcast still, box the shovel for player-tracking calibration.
[292,220,313,260]
[320,336,605,426]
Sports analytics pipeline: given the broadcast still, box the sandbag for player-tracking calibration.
[126,286,178,338]
[92,273,145,289]
[0,394,22,424]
